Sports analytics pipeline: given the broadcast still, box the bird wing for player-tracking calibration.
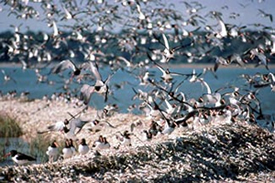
[80,84,95,105]
[51,60,76,74]
[99,120,116,128]
[162,33,170,50]
[17,153,36,161]
[89,61,102,81]
[52,21,59,37]
[1,69,6,76]
[48,121,65,131]
[218,18,227,36]
[73,118,90,128]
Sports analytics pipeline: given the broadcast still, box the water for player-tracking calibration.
[0,65,274,114]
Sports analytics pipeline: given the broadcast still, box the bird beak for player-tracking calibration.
[54,142,59,147]
[3,152,11,158]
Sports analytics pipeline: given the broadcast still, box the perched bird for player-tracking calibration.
[116,130,132,147]
[69,139,76,155]
[62,139,73,159]
[93,135,111,150]
[78,138,89,155]
[4,150,36,165]
[161,118,177,135]
[142,130,153,141]
[46,140,59,162]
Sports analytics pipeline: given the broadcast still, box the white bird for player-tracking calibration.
[1,69,17,84]
[80,61,112,103]
[116,131,132,147]
[62,118,89,139]
[46,140,59,162]
[153,61,185,83]
[78,138,89,155]
[69,139,76,155]
[196,78,223,107]
[93,136,111,150]
[50,59,81,77]
[161,119,177,135]
[139,71,151,86]
[62,139,73,159]
[162,33,174,62]
[37,120,67,134]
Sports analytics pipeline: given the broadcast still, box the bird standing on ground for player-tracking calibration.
[78,138,89,155]
[46,140,59,162]
[4,150,36,165]
[93,135,111,149]
[62,139,73,159]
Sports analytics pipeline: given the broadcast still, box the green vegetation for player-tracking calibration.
[0,114,23,137]
[29,134,53,163]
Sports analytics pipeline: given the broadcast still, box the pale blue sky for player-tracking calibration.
[0,0,274,33]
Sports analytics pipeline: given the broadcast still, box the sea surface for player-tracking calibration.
[0,65,274,114]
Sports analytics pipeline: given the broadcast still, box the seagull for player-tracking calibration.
[196,78,223,107]
[4,150,36,165]
[161,118,177,135]
[153,33,193,63]
[62,139,73,159]
[78,138,89,155]
[249,48,269,70]
[148,120,162,136]
[142,130,153,141]
[46,140,59,162]
[50,59,81,78]
[116,130,132,147]
[80,61,112,104]
[1,69,17,84]
[69,139,76,155]
[62,118,89,139]
[138,71,152,86]
[209,11,227,38]
[153,61,186,83]
[93,136,111,150]
[37,120,68,134]
[65,115,90,134]
[258,9,273,22]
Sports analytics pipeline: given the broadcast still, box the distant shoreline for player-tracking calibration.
[0,62,275,69]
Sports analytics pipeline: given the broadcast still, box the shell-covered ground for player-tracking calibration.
[0,98,274,182]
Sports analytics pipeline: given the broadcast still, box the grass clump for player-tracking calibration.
[0,114,23,137]
[29,134,53,163]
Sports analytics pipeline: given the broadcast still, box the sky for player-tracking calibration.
[0,0,274,33]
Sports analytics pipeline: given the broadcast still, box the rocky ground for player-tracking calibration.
[0,98,274,182]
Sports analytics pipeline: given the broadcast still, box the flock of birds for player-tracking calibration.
[1,0,275,165]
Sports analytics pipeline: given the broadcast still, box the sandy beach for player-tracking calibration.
[0,97,274,182]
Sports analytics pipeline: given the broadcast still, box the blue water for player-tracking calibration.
[0,65,274,114]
